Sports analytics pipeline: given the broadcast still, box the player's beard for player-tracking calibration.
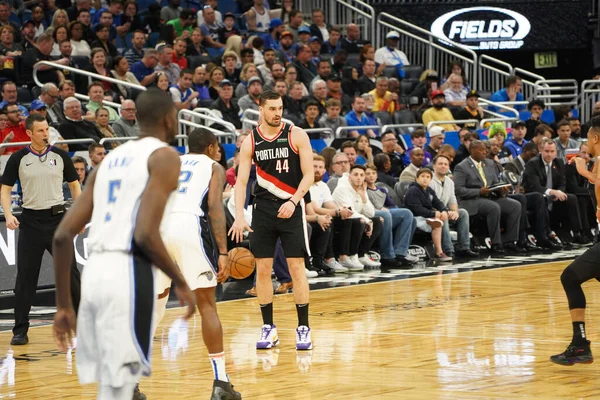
[314,173,322,182]
[266,116,281,127]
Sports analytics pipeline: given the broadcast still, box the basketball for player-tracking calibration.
[228,247,256,279]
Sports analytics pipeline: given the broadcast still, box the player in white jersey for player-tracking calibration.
[52,89,196,400]
[154,128,241,400]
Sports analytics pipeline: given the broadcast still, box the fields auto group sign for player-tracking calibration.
[431,7,531,50]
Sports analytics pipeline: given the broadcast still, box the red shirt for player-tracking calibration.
[172,53,188,70]
[1,122,29,153]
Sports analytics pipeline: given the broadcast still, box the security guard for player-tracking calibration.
[0,114,81,345]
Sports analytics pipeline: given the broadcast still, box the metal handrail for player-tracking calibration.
[98,135,188,145]
[330,0,376,42]
[33,61,147,92]
[579,79,600,123]
[304,128,334,138]
[533,79,579,107]
[179,120,235,140]
[381,123,424,132]
[335,125,380,138]
[0,138,96,149]
[478,98,520,118]
[178,109,237,140]
[73,93,122,110]
[426,120,476,131]
[480,117,518,129]
[186,109,237,133]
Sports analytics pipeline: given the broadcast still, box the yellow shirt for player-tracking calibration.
[369,89,395,113]
[421,107,456,131]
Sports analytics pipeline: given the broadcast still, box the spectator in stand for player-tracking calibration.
[37,83,60,125]
[373,153,396,188]
[524,99,545,140]
[0,27,23,78]
[404,168,451,262]
[425,126,445,159]
[20,20,37,53]
[170,68,199,111]
[381,131,405,177]
[327,152,350,193]
[533,124,554,151]
[357,59,377,95]
[318,98,346,136]
[298,99,320,136]
[58,97,103,151]
[93,107,117,144]
[454,90,483,129]
[171,38,188,70]
[209,79,242,129]
[130,49,159,88]
[120,0,144,35]
[333,164,383,269]
[284,9,305,41]
[341,23,369,54]
[76,8,94,43]
[87,142,106,171]
[52,80,75,122]
[161,0,182,22]
[429,155,478,258]
[293,44,317,89]
[553,119,579,162]
[84,48,119,98]
[192,66,211,100]
[30,5,46,39]
[345,95,377,138]
[208,66,225,100]
[166,8,196,38]
[505,141,539,181]
[309,59,331,91]
[568,117,583,139]
[264,18,284,52]
[218,13,240,44]
[320,26,341,55]
[522,138,589,245]
[222,51,241,86]
[196,0,221,26]
[421,90,459,131]
[245,0,271,33]
[237,76,262,113]
[85,81,119,122]
[187,28,207,57]
[488,124,513,167]
[308,79,327,116]
[443,74,468,107]
[0,3,20,41]
[489,75,526,112]
[110,56,141,99]
[355,135,373,165]
[0,81,27,115]
[199,5,225,49]
[90,19,118,59]
[112,99,140,138]
[68,21,90,58]
[404,129,432,167]
[452,128,477,169]
[341,140,359,166]
[258,49,277,89]
[283,80,304,122]
[326,75,351,112]
[505,120,528,158]
[369,76,399,114]
[309,9,330,42]
[50,25,68,57]
[235,63,259,98]
[92,0,122,26]
[155,45,181,85]
[400,147,424,183]
[374,31,409,69]
[22,33,65,86]
[0,103,28,154]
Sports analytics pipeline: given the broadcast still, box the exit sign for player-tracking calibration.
[534,52,558,69]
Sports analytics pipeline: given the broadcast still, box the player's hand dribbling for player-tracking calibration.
[228,218,253,243]
[216,254,230,283]
[277,200,295,219]
[174,284,196,320]
[53,307,76,352]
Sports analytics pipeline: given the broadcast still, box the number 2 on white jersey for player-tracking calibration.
[275,159,289,174]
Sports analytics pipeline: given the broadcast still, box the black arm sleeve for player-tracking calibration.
[1,150,23,186]
[54,147,79,183]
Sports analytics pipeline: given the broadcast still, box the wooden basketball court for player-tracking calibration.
[0,259,599,399]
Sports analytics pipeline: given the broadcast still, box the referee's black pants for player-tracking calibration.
[13,209,81,336]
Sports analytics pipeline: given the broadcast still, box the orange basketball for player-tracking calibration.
[228,247,256,279]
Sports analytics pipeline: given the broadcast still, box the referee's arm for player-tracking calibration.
[59,148,82,201]
[1,152,21,230]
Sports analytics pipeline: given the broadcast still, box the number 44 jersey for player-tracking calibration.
[252,122,303,200]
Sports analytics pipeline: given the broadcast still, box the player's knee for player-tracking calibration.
[561,266,583,289]
[561,267,587,310]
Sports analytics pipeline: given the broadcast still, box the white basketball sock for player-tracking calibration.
[209,352,228,382]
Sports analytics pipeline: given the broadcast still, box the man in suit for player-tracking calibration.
[505,142,538,178]
[454,140,523,257]
[522,138,590,245]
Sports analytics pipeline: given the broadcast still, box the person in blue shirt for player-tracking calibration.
[345,95,377,137]
[489,75,525,113]
[130,49,159,87]
[505,120,529,158]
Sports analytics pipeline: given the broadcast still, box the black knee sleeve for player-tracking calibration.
[561,267,587,310]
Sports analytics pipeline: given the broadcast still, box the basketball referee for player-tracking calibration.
[1,114,82,345]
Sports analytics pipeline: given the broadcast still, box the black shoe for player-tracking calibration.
[132,384,146,400]
[319,266,335,277]
[574,234,592,245]
[518,241,540,252]
[211,379,242,400]
[503,243,526,254]
[380,258,403,269]
[455,249,479,258]
[550,340,593,366]
[490,244,505,258]
[538,239,563,251]
[395,255,418,268]
[10,333,28,346]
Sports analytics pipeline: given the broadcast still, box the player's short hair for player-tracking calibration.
[259,90,281,106]
[25,113,46,131]
[588,116,600,139]
[416,168,432,178]
[136,88,176,128]
[188,127,217,153]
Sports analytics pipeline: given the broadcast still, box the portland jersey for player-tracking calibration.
[169,153,216,217]
[252,122,302,200]
[87,137,169,254]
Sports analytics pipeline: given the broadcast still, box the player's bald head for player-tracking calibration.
[188,127,217,154]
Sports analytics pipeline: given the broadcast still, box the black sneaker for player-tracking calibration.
[10,333,28,346]
[550,340,593,366]
[132,384,146,400]
[211,379,242,400]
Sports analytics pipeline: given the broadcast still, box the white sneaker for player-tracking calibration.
[305,268,318,278]
[347,255,365,271]
[358,256,380,267]
[256,324,279,349]
[325,259,348,273]
[296,325,312,350]
[403,254,419,263]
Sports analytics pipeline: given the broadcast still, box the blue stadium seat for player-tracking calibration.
[17,86,31,103]
[218,0,240,15]
[519,111,531,121]
[572,109,579,118]
[124,32,133,48]
[223,143,237,160]
[310,139,327,153]
[207,47,225,58]
[9,12,20,25]
[147,32,160,48]
[541,109,555,124]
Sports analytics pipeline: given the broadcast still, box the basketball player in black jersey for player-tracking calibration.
[551,117,600,365]
[229,90,315,350]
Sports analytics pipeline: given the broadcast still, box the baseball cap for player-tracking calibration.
[431,89,445,99]
[21,20,35,29]
[514,120,526,128]
[310,36,321,43]
[386,31,400,39]
[281,31,293,39]
[218,79,233,88]
[466,90,480,99]
[248,76,262,86]
[270,18,283,29]
[298,26,311,34]
[29,99,47,111]
[429,126,446,138]
[223,12,235,20]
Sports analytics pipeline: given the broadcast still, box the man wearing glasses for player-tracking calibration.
[0,103,28,155]
[381,131,406,177]
[37,83,60,124]
[130,49,160,87]
[327,152,351,193]
[112,99,140,138]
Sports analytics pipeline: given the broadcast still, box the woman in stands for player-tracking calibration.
[94,107,118,148]
[208,66,225,99]
[120,1,144,35]
[51,25,69,56]
[285,65,308,96]
[186,28,207,57]
[69,21,91,58]
[355,135,374,165]
[111,56,141,98]
[85,48,119,99]
[47,9,69,35]
[155,72,170,92]
[235,63,259,98]
[440,61,469,91]
[0,26,21,82]
[278,0,295,24]
[31,6,46,39]
[358,44,386,77]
